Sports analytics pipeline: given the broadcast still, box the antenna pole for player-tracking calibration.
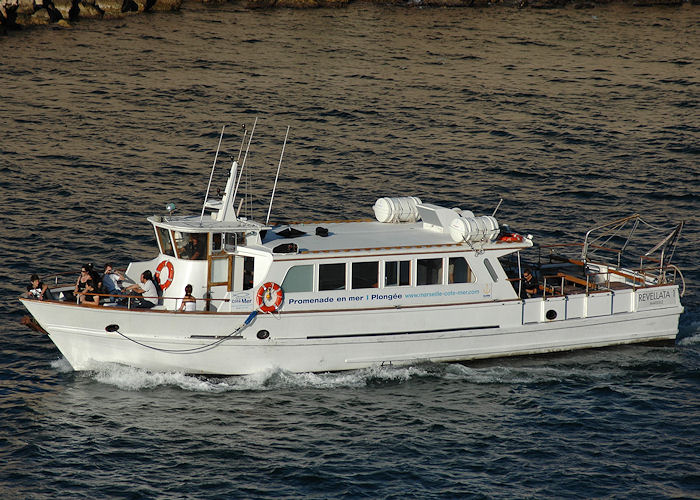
[492,198,503,217]
[237,126,247,163]
[200,125,226,225]
[266,126,290,225]
[232,117,257,208]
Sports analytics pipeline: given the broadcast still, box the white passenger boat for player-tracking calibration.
[20,128,686,375]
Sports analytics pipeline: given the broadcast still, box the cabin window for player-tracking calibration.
[243,256,254,290]
[484,258,499,282]
[212,233,223,254]
[231,255,254,291]
[282,265,314,293]
[173,232,207,260]
[352,262,379,289]
[385,260,410,287]
[417,258,443,286]
[210,256,229,285]
[156,227,175,257]
[319,263,346,291]
[449,257,474,284]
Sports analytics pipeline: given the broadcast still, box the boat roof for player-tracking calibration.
[262,220,530,254]
[148,215,271,233]
[149,214,531,254]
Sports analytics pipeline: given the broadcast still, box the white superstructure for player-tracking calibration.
[20,129,686,375]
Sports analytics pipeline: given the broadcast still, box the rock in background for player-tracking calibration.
[1,0,696,33]
[1,0,181,30]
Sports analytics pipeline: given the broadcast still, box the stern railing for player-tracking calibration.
[537,262,684,299]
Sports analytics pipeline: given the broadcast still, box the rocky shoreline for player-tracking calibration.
[0,0,696,34]
[1,0,181,33]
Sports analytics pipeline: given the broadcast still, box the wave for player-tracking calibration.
[65,361,428,392]
[57,354,664,393]
[678,311,700,345]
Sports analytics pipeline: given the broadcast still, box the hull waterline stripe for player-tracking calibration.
[306,325,499,340]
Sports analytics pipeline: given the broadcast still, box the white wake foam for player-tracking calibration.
[50,357,74,373]
[53,356,637,392]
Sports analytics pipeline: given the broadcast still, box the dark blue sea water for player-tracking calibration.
[1,3,699,498]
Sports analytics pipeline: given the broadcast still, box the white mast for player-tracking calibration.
[217,158,238,222]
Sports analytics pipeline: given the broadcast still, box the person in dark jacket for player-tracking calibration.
[522,268,539,299]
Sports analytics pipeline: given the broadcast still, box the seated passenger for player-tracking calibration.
[25,274,54,301]
[102,263,125,300]
[178,284,197,312]
[124,271,158,309]
[86,263,102,294]
[75,264,99,305]
[522,268,539,299]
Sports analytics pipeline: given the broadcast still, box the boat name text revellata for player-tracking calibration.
[638,289,674,305]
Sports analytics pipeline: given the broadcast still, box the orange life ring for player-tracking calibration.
[155,260,175,290]
[499,233,524,243]
[256,282,284,313]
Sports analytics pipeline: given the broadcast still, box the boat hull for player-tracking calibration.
[21,285,683,375]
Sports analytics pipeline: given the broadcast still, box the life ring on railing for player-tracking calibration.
[155,260,174,290]
[499,233,525,243]
[256,282,284,313]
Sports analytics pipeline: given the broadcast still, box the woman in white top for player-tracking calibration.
[179,284,196,312]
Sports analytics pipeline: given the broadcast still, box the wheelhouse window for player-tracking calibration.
[417,258,443,286]
[225,233,237,251]
[449,257,474,284]
[319,263,346,291]
[352,262,379,289]
[173,232,207,260]
[238,233,248,247]
[282,265,314,293]
[385,260,410,287]
[156,227,175,257]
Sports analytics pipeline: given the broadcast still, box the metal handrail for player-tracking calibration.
[23,290,241,311]
[538,242,626,267]
[41,269,130,287]
[581,214,641,263]
[542,273,591,297]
